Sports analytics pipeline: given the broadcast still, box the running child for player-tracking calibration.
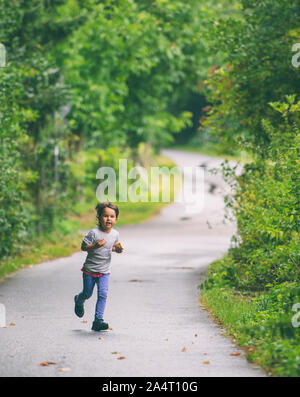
[74,202,124,331]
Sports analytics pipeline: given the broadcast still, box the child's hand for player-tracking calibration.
[96,238,107,247]
[113,242,124,253]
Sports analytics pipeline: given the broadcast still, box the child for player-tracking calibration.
[74,201,124,331]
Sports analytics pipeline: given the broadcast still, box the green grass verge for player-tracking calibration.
[0,155,179,281]
[200,274,300,377]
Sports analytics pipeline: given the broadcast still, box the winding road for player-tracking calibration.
[0,149,265,377]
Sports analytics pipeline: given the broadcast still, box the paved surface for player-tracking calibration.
[0,149,265,377]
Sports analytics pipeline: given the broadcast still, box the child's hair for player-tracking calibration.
[95,201,119,225]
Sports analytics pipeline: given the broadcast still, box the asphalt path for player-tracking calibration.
[0,149,265,377]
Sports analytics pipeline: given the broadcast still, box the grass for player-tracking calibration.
[200,287,258,346]
[0,154,179,281]
[200,284,300,376]
[200,287,272,374]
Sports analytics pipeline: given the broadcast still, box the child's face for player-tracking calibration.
[99,207,117,231]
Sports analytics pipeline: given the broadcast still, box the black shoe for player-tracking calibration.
[91,318,109,331]
[74,295,84,318]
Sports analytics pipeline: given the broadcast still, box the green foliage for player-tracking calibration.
[199,0,300,298]
[1,0,209,258]
[0,0,73,250]
[201,63,300,376]
[213,99,299,290]
[60,0,205,149]
[200,0,300,153]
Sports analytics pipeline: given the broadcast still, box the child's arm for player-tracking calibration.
[81,239,106,251]
[112,241,124,253]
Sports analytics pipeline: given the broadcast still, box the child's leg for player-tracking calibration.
[94,274,110,320]
[76,273,96,305]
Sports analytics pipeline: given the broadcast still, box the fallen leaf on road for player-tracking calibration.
[203,361,210,364]
[108,326,113,330]
[111,352,120,354]
[81,320,88,323]
[98,337,104,340]
[181,347,187,352]
[129,279,142,282]
[164,339,168,341]
[117,356,126,360]
[9,323,16,326]
[40,361,56,366]
[230,353,241,356]
[194,334,198,337]
[58,368,70,372]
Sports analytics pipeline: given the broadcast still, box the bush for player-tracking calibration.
[211,98,300,290]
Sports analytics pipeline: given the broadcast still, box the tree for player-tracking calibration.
[201,0,300,154]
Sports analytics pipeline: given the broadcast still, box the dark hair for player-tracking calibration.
[95,201,119,225]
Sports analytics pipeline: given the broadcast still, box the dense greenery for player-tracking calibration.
[0,0,75,251]
[207,99,300,291]
[200,0,300,376]
[0,0,215,258]
[201,99,300,375]
[197,0,300,153]
[0,0,241,260]
[61,0,200,150]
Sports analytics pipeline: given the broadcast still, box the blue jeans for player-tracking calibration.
[77,273,110,320]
